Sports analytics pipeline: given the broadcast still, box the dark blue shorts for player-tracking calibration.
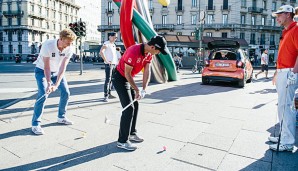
[261,64,268,72]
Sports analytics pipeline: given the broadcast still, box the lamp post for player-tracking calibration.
[196,0,205,60]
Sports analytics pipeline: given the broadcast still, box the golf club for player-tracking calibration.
[277,84,288,153]
[105,99,137,124]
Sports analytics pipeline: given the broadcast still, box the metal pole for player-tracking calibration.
[80,37,83,75]
[199,0,202,61]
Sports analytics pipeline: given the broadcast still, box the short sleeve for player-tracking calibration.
[65,46,75,58]
[123,47,136,66]
[39,43,50,58]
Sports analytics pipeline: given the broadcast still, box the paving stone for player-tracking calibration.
[191,133,234,151]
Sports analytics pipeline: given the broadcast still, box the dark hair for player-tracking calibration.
[109,32,117,37]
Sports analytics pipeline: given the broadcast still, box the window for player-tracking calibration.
[17,17,21,25]
[46,22,49,29]
[31,5,34,12]
[8,18,12,26]
[18,45,22,53]
[46,34,49,39]
[40,33,42,42]
[177,32,182,36]
[53,11,56,18]
[108,16,112,25]
[271,17,275,26]
[47,9,49,16]
[65,16,68,22]
[0,45,3,53]
[32,32,35,41]
[60,13,62,20]
[241,0,246,7]
[208,0,213,10]
[251,16,256,25]
[60,24,62,31]
[241,15,245,24]
[108,1,112,11]
[250,33,255,44]
[206,32,212,37]
[191,15,197,25]
[32,18,35,26]
[222,32,228,38]
[39,7,42,14]
[261,16,266,25]
[18,31,22,41]
[0,17,2,26]
[263,1,267,10]
[207,14,214,24]
[9,45,13,53]
[192,0,197,7]
[149,0,153,9]
[8,32,12,41]
[177,15,182,25]
[162,15,167,25]
[272,2,276,11]
[260,34,265,44]
[270,35,275,45]
[240,32,245,39]
[53,23,56,30]
[0,32,2,41]
[223,0,229,10]
[222,14,228,24]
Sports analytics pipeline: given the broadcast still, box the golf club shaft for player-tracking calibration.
[36,93,48,103]
[121,99,137,112]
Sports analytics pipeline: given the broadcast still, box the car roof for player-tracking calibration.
[208,40,240,50]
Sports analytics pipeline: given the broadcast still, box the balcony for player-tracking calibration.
[28,12,47,19]
[154,24,174,31]
[2,10,24,17]
[105,9,114,15]
[248,7,263,13]
[175,6,184,13]
[97,25,120,32]
[0,25,27,31]
[206,6,215,11]
[221,5,231,11]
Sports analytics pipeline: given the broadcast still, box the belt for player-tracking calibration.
[276,68,293,72]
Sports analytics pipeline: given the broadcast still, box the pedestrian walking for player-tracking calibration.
[112,35,168,151]
[269,5,298,152]
[255,49,269,79]
[100,32,118,102]
[173,54,182,73]
[31,29,77,135]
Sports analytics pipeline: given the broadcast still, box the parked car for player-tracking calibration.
[15,54,22,63]
[26,54,38,63]
[201,40,253,88]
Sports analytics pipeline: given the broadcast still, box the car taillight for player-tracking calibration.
[236,61,244,68]
[205,60,210,67]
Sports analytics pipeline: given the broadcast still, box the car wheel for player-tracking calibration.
[238,79,245,88]
[202,77,209,85]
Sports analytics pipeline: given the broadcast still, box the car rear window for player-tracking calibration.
[209,50,240,60]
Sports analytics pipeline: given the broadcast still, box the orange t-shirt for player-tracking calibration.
[277,21,298,69]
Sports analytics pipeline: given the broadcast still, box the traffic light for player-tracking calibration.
[68,21,86,37]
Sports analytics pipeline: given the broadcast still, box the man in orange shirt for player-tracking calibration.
[270,5,298,152]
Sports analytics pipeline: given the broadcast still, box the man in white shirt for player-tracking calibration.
[100,32,118,102]
[255,49,269,79]
[31,29,76,135]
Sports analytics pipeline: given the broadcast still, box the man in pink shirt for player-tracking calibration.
[112,36,168,151]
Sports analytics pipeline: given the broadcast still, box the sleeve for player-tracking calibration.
[123,47,137,67]
[39,43,50,58]
[65,46,75,58]
[293,26,298,50]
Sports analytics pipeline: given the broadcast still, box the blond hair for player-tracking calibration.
[60,28,77,41]
[295,7,298,15]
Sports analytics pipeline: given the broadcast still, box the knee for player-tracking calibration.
[61,90,70,99]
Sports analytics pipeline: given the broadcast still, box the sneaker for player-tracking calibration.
[108,94,116,99]
[117,141,137,151]
[103,97,108,102]
[269,144,293,152]
[265,77,269,79]
[32,125,45,135]
[57,117,73,125]
[268,136,279,143]
[129,134,144,142]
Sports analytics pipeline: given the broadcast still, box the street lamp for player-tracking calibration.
[196,0,205,60]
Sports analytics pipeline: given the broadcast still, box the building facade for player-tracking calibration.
[99,0,298,64]
[0,0,80,60]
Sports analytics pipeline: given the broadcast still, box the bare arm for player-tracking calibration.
[100,45,109,64]
[142,63,151,91]
[43,57,52,93]
[54,57,70,87]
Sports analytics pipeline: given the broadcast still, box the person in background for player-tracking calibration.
[173,54,182,73]
[269,5,298,152]
[112,35,168,151]
[100,32,118,102]
[31,29,76,135]
[255,49,269,79]
[116,47,122,65]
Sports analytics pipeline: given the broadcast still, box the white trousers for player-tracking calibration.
[276,70,298,145]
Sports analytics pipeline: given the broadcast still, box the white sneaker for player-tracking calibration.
[129,134,144,142]
[117,141,137,151]
[32,125,45,135]
[57,117,73,125]
[269,144,293,152]
[268,136,279,143]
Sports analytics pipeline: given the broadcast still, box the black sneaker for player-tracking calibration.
[117,141,137,151]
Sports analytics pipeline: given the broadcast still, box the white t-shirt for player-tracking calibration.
[35,39,74,72]
[116,50,122,65]
[261,53,268,65]
[102,41,117,64]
